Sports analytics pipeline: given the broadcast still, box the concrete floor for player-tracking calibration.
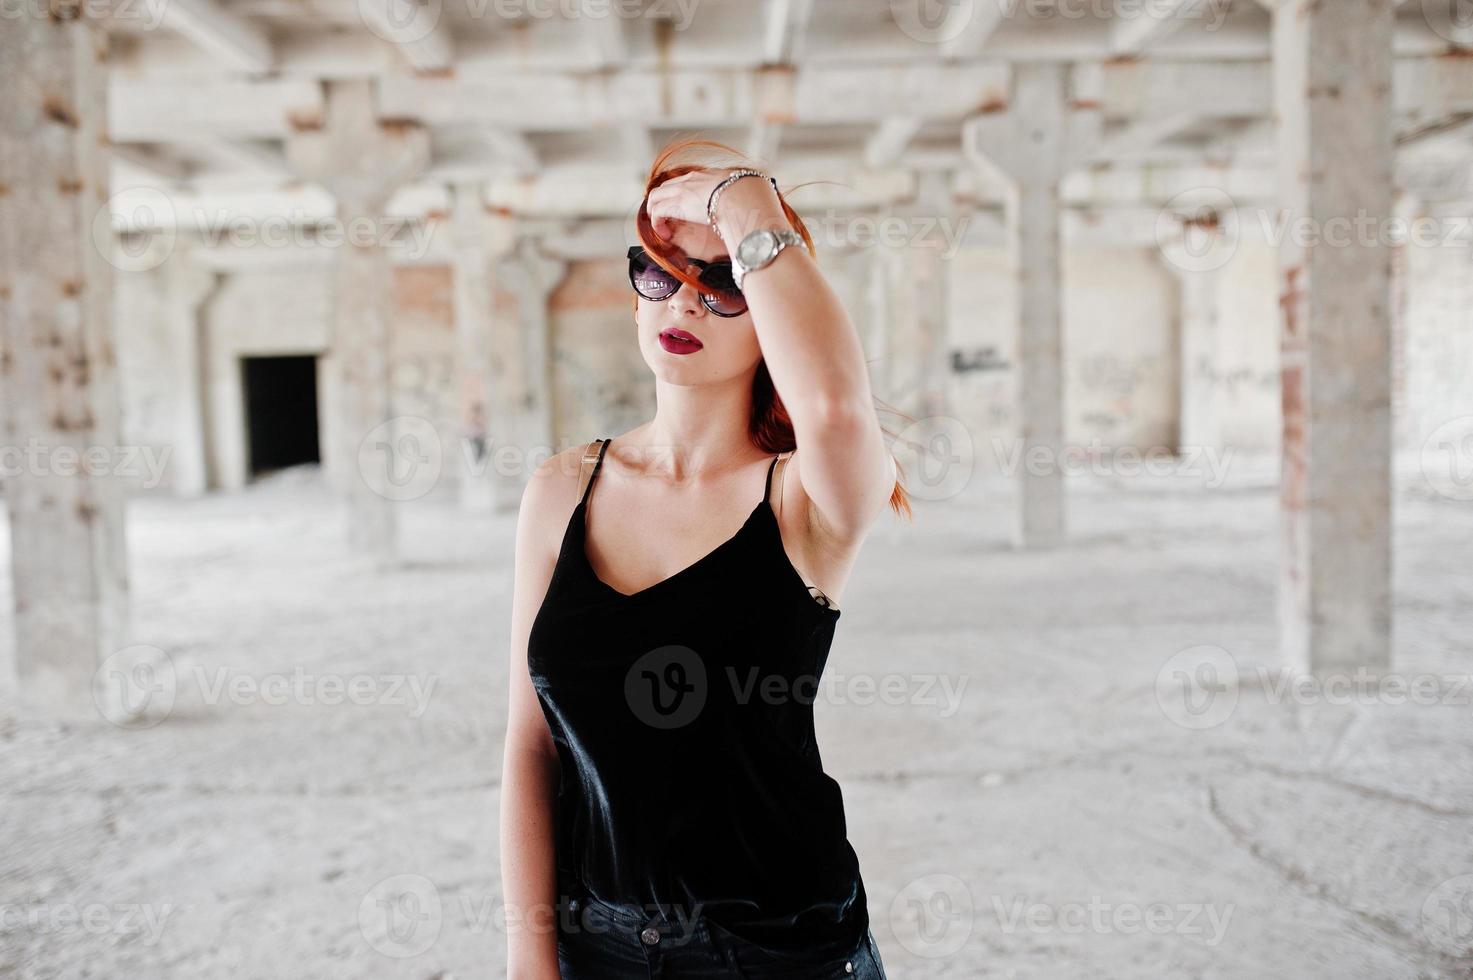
[1,456,1471,979]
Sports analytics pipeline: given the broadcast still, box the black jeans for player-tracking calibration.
[555,875,888,979]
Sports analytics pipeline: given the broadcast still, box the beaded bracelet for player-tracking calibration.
[706,169,779,242]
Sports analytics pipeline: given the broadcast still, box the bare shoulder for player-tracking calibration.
[515,441,599,564]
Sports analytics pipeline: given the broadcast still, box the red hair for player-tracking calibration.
[634,137,913,520]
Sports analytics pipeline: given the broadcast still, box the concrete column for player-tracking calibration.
[286,80,428,561]
[450,182,514,512]
[0,11,130,702]
[884,242,950,420]
[866,241,896,378]
[963,63,1100,548]
[1158,253,1222,454]
[879,172,955,420]
[1271,0,1394,675]
[495,239,567,510]
[165,251,220,496]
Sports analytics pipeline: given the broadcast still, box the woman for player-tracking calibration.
[500,138,910,979]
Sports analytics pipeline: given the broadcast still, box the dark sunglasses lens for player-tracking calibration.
[630,253,678,300]
[700,264,746,316]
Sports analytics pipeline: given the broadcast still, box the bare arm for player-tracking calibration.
[713,178,895,543]
[500,455,572,980]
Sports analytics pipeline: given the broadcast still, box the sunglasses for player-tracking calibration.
[626,246,747,318]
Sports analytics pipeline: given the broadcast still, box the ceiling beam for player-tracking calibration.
[370,63,1010,130]
[482,128,540,176]
[1110,0,1219,57]
[583,9,628,68]
[619,125,655,177]
[106,57,1473,142]
[748,121,783,166]
[191,138,293,177]
[110,144,193,185]
[937,0,1009,60]
[356,0,453,72]
[762,0,814,65]
[864,117,924,169]
[110,78,324,141]
[1092,110,1202,160]
[140,0,273,74]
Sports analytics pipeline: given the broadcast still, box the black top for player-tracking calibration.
[527,436,869,958]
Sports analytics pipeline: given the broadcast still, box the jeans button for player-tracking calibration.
[844,962,854,973]
[640,925,661,945]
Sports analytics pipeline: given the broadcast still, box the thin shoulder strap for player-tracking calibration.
[764,450,795,518]
[575,437,610,507]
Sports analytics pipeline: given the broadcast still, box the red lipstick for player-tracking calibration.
[659,327,704,355]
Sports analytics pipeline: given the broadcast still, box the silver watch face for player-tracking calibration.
[736,230,778,269]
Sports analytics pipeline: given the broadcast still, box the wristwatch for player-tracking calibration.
[732,228,804,290]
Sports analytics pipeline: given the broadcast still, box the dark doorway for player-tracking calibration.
[242,355,321,477]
